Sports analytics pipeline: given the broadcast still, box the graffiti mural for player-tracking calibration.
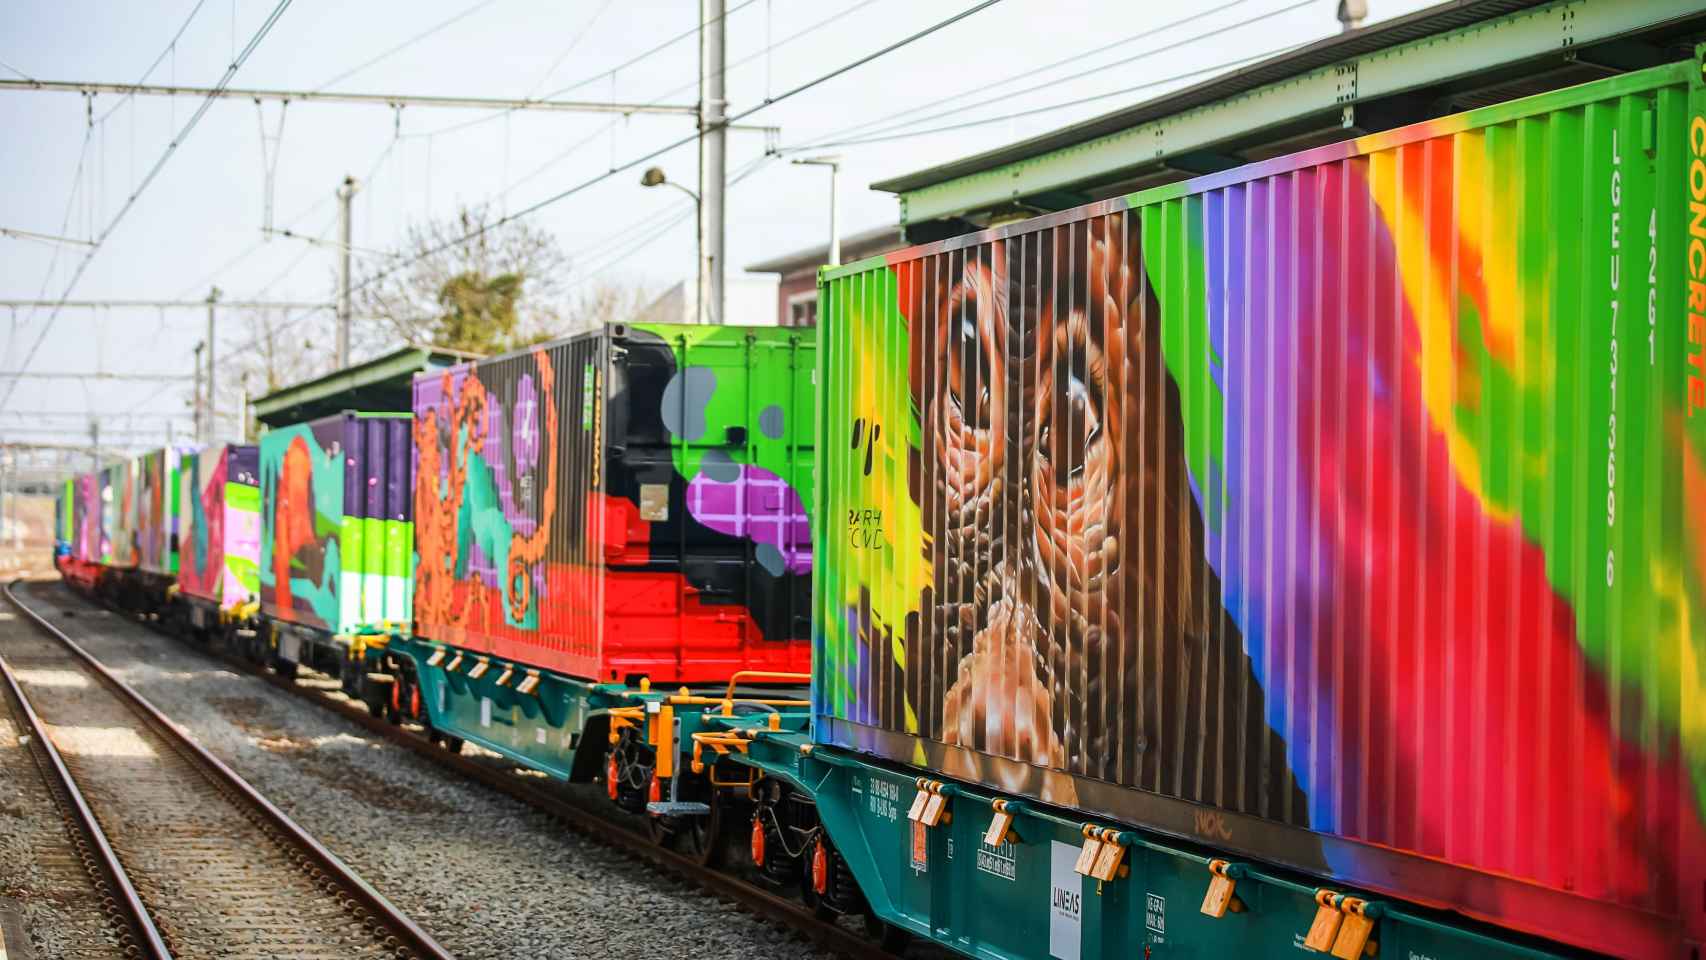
[412,323,814,683]
[816,82,1706,952]
[178,444,261,610]
[260,414,412,633]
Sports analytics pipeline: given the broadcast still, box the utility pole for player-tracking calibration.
[88,420,99,472]
[192,340,205,443]
[699,0,726,325]
[204,287,220,444]
[337,175,357,368]
[792,156,843,266]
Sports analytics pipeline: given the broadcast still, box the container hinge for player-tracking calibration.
[1200,858,1246,918]
[1070,825,1129,894]
[983,798,1020,847]
[906,778,952,828]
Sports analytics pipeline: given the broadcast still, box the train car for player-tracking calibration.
[173,443,262,640]
[379,322,814,832]
[52,477,72,562]
[711,53,1706,960]
[258,412,413,681]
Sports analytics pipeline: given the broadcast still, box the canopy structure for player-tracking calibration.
[252,344,481,429]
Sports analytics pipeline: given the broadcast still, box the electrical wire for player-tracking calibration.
[417,0,762,138]
[796,36,1311,151]
[312,0,503,92]
[4,0,296,413]
[492,0,893,204]
[0,56,34,81]
[93,0,212,125]
[786,0,1314,153]
[522,0,619,99]
[783,0,1261,151]
[347,0,1004,303]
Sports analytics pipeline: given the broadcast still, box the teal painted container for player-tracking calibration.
[259,412,413,636]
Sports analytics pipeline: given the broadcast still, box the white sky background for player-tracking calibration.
[0,0,1433,451]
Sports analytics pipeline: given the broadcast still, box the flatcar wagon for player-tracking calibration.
[371,321,815,848]
[688,50,1706,960]
[257,411,414,682]
[170,442,262,643]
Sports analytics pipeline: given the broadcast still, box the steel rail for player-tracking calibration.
[46,581,897,960]
[4,580,457,960]
[0,624,171,958]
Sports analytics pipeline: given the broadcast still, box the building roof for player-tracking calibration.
[744,225,904,276]
[252,343,482,427]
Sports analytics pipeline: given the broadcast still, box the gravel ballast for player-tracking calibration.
[0,608,127,959]
[19,581,833,960]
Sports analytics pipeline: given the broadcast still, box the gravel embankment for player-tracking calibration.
[20,581,831,960]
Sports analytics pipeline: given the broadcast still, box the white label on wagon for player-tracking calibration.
[1048,841,1082,960]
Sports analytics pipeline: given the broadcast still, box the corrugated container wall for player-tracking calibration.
[815,61,1706,958]
[178,444,261,610]
[104,459,135,568]
[54,478,71,554]
[259,413,413,634]
[132,447,188,576]
[412,322,814,683]
[73,470,102,563]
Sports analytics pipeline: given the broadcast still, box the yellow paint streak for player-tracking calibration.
[1653,558,1706,808]
[1366,142,1507,518]
[1454,131,1525,369]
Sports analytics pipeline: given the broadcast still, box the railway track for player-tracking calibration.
[21,580,899,960]
[0,580,454,960]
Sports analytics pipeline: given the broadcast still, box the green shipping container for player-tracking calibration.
[815,56,1706,957]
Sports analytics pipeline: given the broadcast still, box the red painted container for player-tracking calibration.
[412,323,814,684]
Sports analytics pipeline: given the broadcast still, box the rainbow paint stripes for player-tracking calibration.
[815,58,1706,954]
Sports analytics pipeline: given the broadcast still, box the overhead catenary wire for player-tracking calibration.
[0,56,33,81]
[93,0,212,126]
[3,0,295,414]
[795,36,1313,152]
[346,0,1005,304]
[783,0,1263,151]
[312,0,504,92]
[483,0,880,202]
[417,0,762,138]
[784,0,1314,154]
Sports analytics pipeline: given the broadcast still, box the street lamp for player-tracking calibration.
[641,166,707,323]
[791,156,842,266]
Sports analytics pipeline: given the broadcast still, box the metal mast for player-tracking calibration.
[699,0,727,325]
[337,175,357,369]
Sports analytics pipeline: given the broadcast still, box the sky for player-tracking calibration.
[0,0,1434,459]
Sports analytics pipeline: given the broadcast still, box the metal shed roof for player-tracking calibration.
[252,343,481,428]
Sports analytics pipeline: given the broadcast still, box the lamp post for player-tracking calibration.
[640,166,708,324]
[791,155,842,266]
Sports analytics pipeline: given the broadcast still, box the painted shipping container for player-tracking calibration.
[815,62,1706,957]
[412,322,814,683]
[54,477,71,556]
[104,459,135,568]
[72,470,103,563]
[259,413,413,634]
[131,446,187,577]
[177,444,261,610]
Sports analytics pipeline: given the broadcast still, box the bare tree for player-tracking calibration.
[354,203,569,355]
[559,279,660,336]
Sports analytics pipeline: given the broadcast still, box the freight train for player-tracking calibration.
[52,48,1706,960]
